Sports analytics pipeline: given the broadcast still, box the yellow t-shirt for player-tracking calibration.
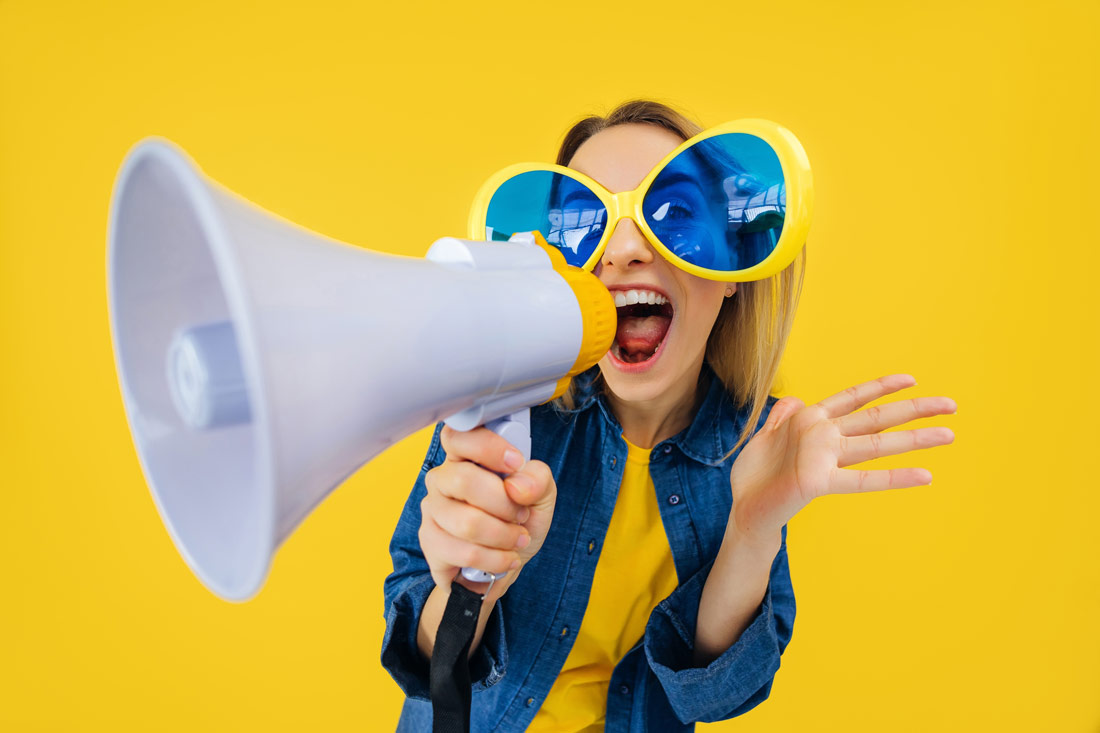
[528,437,680,732]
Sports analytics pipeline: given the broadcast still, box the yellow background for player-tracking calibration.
[2,1,1097,730]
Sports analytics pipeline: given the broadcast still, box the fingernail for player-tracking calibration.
[508,473,534,495]
[516,532,530,549]
[509,559,521,570]
[516,507,531,524]
[503,449,524,471]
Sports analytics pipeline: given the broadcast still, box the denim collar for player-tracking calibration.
[570,364,749,467]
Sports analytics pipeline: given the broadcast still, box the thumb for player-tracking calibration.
[504,460,556,563]
[765,396,804,432]
[504,459,555,511]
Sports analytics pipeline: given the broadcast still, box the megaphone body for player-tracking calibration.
[107,139,615,601]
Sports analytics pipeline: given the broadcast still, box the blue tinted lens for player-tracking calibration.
[484,171,606,268]
[643,133,785,272]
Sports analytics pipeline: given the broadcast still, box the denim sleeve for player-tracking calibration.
[380,422,510,701]
[643,523,795,724]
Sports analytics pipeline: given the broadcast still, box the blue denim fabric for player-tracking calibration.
[381,366,795,731]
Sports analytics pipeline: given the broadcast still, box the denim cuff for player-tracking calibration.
[381,574,509,701]
[643,559,782,723]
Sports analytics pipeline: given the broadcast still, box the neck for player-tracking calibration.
[606,357,710,449]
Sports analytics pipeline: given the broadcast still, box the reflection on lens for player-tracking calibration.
[485,171,606,267]
[643,133,786,272]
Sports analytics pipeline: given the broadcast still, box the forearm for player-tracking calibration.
[416,571,520,661]
[693,525,782,667]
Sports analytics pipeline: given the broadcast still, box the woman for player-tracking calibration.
[382,100,957,731]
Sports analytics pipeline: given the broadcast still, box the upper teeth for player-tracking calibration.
[614,289,668,308]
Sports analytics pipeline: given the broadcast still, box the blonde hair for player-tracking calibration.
[553,100,807,457]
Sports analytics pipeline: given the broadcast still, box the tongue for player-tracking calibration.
[616,315,671,360]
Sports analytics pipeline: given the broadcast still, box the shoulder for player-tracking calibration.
[699,384,780,465]
[529,396,610,480]
[530,400,593,454]
[420,421,447,472]
[530,369,603,440]
[731,390,780,430]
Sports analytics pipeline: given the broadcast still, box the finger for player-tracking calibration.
[426,461,526,522]
[440,425,526,474]
[838,426,955,467]
[815,374,917,420]
[420,515,520,576]
[419,522,461,590]
[426,492,530,551]
[836,396,958,437]
[503,460,556,508]
[829,466,934,494]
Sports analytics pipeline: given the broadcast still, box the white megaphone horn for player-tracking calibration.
[107,138,615,601]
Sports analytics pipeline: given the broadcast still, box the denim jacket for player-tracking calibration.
[381,367,795,731]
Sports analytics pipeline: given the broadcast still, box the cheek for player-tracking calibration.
[684,280,728,319]
[676,285,727,349]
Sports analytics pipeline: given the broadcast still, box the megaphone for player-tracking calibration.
[107,138,616,601]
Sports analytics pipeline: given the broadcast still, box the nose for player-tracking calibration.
[597,218,655,276]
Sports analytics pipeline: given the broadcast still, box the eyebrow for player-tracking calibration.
[556,169,707,207]
[560,187,603,206]
[649,171,704,192]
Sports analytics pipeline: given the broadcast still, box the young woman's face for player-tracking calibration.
[567,124,734,405]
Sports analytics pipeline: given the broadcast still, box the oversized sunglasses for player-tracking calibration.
[468,118,813,282]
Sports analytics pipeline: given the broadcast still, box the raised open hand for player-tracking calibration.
[729,374,956,545]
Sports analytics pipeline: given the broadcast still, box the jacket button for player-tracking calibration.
[667,494,681,506]
[620,684,630,695]
[525,697,535,707]
[663,444,673,454]
[587,540,596,554]
[609,456,617,469]
[560,626,570,638]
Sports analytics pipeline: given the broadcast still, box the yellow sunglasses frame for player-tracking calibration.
[467,118,813,282]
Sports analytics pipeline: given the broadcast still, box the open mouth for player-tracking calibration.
[610,289,674,366]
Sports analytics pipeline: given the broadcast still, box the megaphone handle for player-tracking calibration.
[459,408,531,585]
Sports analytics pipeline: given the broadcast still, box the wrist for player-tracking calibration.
[725,521,782,557]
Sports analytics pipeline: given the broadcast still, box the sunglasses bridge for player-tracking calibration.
[604,187,646,224]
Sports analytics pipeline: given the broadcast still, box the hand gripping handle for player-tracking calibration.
[458,408,530,587]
